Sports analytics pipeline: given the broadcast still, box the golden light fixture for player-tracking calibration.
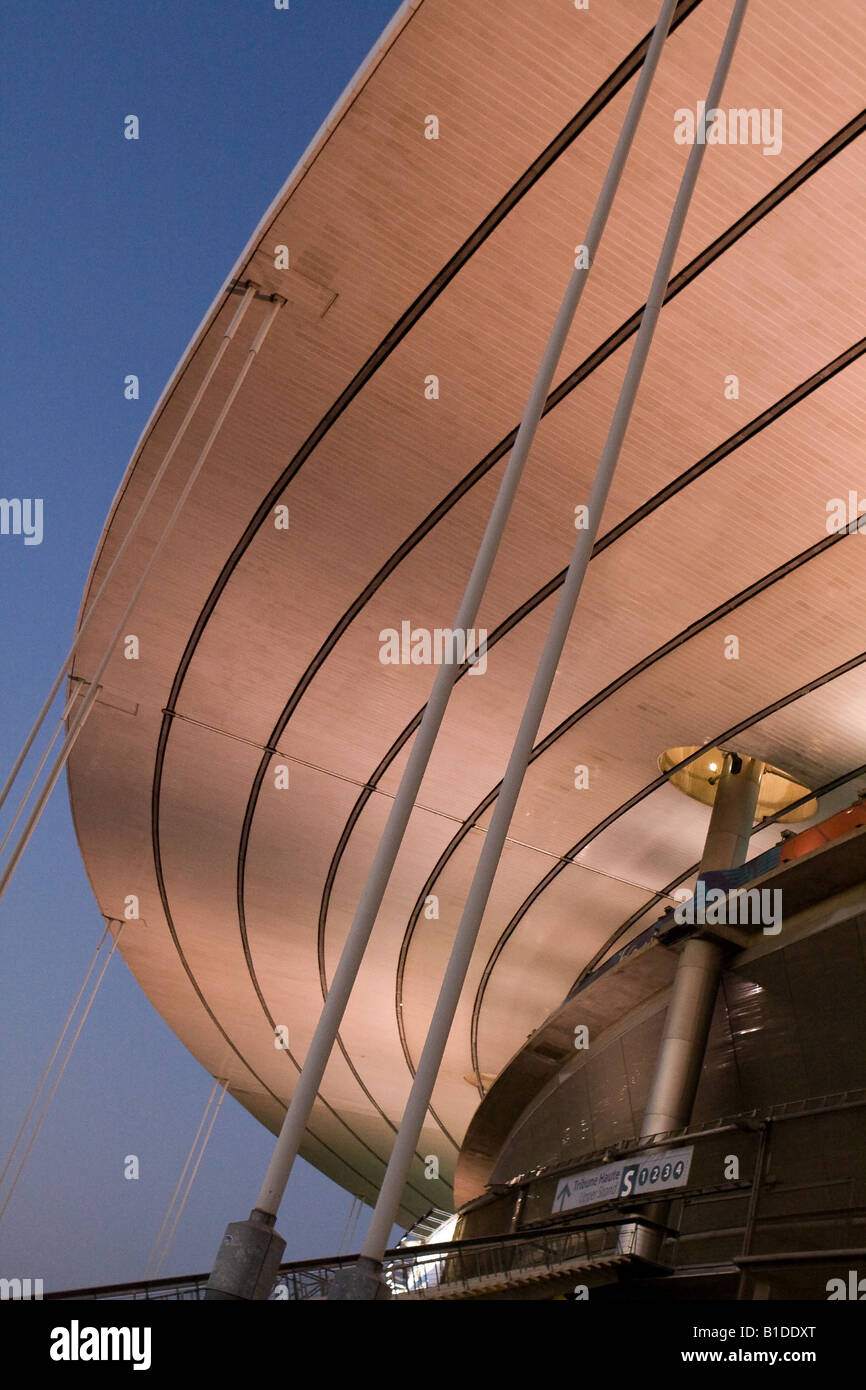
[658,746,817,822]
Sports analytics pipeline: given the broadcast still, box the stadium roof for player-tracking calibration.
[68,0,866,1225]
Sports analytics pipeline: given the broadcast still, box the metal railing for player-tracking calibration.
[47,1217,650,1301]
[383,1217,646,1298]
[46,1090,866,1301]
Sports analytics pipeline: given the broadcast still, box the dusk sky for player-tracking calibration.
[0,0,405,1292]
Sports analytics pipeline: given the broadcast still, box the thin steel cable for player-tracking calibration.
[0,296,283,911]
[0,285,257,818]
[0,918,112,1189]
[337,1195,361,1255]
[0,689,79,857]
[336,1197,354,1255]
[144,1078,222,1280]
[0,923,124,1223]
[152,1081,228,1278]
[346,1197,363,1252]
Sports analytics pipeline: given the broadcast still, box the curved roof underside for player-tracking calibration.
[67,0,866,1226]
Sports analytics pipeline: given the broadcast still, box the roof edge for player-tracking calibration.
[73,0,426,635]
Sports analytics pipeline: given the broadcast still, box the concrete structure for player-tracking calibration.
[67,0,866,1288]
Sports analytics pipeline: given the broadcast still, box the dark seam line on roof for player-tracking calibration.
[234,841,457,1167]
[150,0,707,1179]
[469,645,866,1088]
[161,0,708,720]
[247,115,866,749]
[258,133,866,1147]
[568,757,866,998]
[374,340,863,1093]
[151,50,863,1173]
[293,129,866,1122]
[149,765,432,1207]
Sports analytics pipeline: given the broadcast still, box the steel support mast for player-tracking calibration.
[205,0,681,1302]
[334,0,751,1302]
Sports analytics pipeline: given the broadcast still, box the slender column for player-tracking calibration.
[641,753,763,1140]
[699,751,765,874]
[342,0,751,1299]
[622,750,763,1262]
[641,937,726,1138]
[207,0,682,1303]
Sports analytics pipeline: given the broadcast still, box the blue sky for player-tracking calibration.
[0,0,404,1291]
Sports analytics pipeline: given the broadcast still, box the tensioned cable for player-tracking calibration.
[149,1079,229,1279]
[153,1086,227,1278]
[0,918,112,1190]
[336,1196,355,1255]
[346,1197,363,1254]
[251,0,681,1225]
[144,1077,222,1280]
[2,281,435,1225]
[152,1082,228,1278]
[0,295,282,912]
[0,285,257,820]
[337,1195,362,1256]
[0,688,79,857]
[0,922,124,1224]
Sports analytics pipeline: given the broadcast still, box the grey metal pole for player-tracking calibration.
[699,751,765,875]
[345,0,750,1296]
[621,750,763,1261]
[640,752,763,1138]
[206,0,680,1303]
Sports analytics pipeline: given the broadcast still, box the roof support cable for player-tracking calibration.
[0,294,283,912]
[346,1196,363,1253]
[153,1081,228,1279]
[337,1194,362,1256]
[0,284,257,823]
[144,1077,222,1281]
[146,1078,229,1281]
[0,921,124,1225]
[349,0,751,1295]
[205,0,683,1304]
[0,687,78,858]
[0,916,112,1193]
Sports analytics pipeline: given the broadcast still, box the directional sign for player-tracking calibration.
[552,1145,693,1215]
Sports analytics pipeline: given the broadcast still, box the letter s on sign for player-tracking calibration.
[620,1164,638,1197]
